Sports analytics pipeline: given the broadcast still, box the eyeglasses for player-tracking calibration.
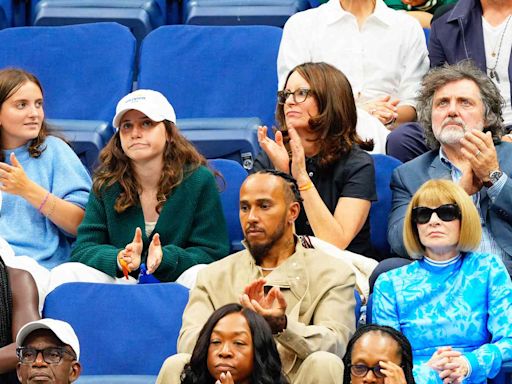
[349,364,386,378]
[277,88,312,104]
[412,204,461,225]
[16,347,76,365]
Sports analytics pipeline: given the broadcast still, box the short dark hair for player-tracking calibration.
[181,303,288,384]
[252,169,303,204]
[342,324,416,384]
[276,62,373,168]
[416,61,505,149]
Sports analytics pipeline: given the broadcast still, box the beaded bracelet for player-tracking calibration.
[38,192,50,213]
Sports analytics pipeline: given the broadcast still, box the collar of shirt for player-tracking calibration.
[324,0,393,27]
[446,0,479,23]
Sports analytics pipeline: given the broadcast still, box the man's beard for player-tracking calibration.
[435,118,484,145]
[246,220,286,265]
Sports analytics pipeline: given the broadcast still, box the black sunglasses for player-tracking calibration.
[349,364,386,378]
[412,204,461,225]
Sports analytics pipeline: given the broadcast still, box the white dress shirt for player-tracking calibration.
[277,0,430,108]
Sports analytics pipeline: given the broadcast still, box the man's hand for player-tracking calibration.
[458,161,483,195]
[240,278,288,333]
[120,227,143,271]
[460,130,500,183]
[502,133,512,143]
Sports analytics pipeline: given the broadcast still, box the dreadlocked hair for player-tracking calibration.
[0,256,12,348]
[342,324,416,384]
[93,120,208,214]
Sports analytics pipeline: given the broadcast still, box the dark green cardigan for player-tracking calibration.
[71,166,230,282]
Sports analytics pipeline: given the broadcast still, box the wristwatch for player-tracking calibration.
[483,169,503,188]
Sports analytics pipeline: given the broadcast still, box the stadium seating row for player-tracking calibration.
[42,282,361,383]
[0,22,283,171]
[0,0,313,33]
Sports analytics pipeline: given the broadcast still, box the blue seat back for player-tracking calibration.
[138,25,282,128]
[0,0,12,28]
[183,0,309,27]
[32,1,166,43]
[0,23,135,123]
[43,282,189,375]
[209,159,248,252]
[370,154,402,259]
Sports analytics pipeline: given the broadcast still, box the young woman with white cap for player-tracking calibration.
[48,90,229,289]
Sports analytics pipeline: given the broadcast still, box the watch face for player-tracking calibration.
[490,170,503,184]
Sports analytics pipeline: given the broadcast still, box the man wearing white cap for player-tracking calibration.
[16,319,81,384]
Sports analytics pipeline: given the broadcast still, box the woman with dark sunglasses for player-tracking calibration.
[373,179,512,384]
[342,324,415,384]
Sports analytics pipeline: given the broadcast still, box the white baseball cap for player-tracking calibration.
[112,89,176,129]
[16,319,80,361]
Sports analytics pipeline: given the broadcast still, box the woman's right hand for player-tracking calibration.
[119,227,143,271]
[257,125,290,173]
[379,361,406,384]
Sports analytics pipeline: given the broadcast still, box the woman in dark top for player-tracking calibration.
[254,62,377,259]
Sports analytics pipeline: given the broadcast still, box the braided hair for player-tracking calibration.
[253,169,303,204]
[0,256,12,348]
[342,324,416,384]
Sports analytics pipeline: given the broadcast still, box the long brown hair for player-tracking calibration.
[276,62,373,168]
[93,120,208,214]
[0,68,51,162]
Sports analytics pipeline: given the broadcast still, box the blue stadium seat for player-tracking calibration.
[0,0,12,28]
[0,23,135,172]
[139,25,281,129]
[423,27,430,46]
[43,282,189,377]
[179,118,260,170]
[183,0,309,27]
[370,154,403,259]
[31,0,166,42]
[209,159,248,252]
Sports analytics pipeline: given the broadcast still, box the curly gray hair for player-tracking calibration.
[416,61,505,150]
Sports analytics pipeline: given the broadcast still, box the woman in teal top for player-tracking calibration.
[373,180,512,384]
[52,90,229,286]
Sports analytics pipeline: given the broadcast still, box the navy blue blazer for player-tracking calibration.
[388,142,512,275]
[429,0,512,113]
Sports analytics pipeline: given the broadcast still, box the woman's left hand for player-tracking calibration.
[288,128,310,186]
[0,153,33,197]
[215,371,235,384]
[147,233,162,274]
[379,361,406,384]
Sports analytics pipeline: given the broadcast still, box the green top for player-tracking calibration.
[384,0,457,13]
[71,166,230,282]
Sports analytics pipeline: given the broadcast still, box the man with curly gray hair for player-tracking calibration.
[388,61,512,276]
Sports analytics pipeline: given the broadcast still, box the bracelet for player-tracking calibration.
[44,194,57,218]
[38,192,50,213]
[298,181,314,191]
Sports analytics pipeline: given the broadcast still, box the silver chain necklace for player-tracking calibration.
[488,15,512,83]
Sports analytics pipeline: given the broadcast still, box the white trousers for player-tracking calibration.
[48,262,205,293]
